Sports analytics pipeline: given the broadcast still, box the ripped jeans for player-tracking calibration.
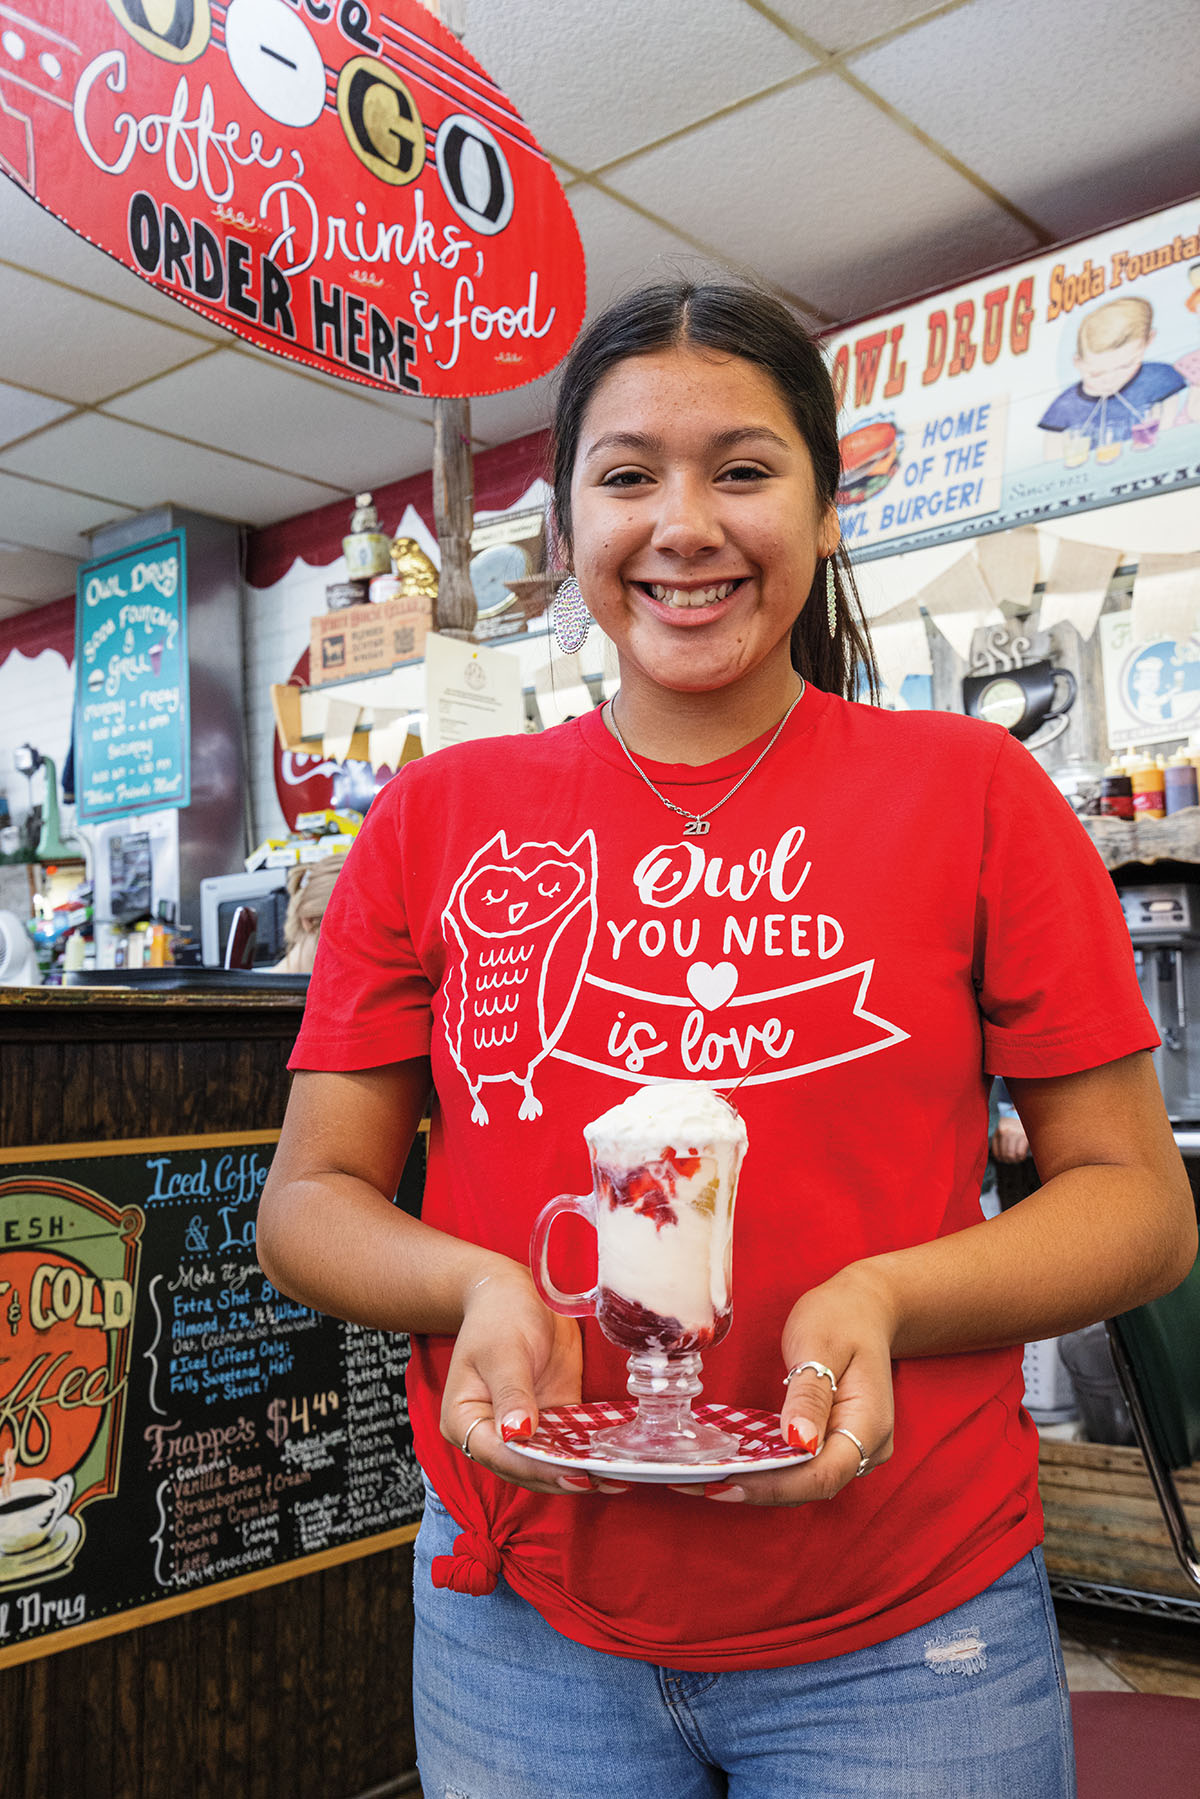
[412,1486,1076,1799]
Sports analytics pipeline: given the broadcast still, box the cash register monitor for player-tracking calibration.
[200,870,290,967]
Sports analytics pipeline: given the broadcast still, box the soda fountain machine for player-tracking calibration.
[1121,883,1200,1129]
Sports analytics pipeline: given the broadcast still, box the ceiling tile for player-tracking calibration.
[766,0,950,54]
[0,473,135,558]
[102,350,437,489]
[0,265,214,404]
[603,75,1038,321]
[468,370,557,448]
[568,181,826,328]
[468,166,807,444]
[241,342,418,404]
[850,0,1200,240]
[0,181,232,340]
[0,418,345,527]
[0,546,81,604]
[0,383,74,449]
[568,183,748,316]
[460,0,815,171]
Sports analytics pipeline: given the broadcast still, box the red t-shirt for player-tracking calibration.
[291,684,1156,1668]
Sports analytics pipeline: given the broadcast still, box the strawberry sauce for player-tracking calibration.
[594,1149,703,1231]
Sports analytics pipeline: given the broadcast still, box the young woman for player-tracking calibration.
[256,282,1195,1798]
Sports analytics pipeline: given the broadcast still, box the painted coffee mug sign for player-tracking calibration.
[0,1173,142,1613]
[0,0,585,395]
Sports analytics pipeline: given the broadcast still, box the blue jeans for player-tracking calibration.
[413,1485,1076,1798]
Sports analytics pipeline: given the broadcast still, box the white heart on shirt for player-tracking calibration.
[686,961,738,1010]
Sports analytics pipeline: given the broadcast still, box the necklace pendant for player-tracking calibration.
[682,817,710,836]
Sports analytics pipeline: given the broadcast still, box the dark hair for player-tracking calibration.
[549,280,879,704]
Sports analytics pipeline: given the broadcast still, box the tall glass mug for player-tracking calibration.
[531,1083,748,1462]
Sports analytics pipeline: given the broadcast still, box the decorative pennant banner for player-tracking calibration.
[1038,536,1121,640]
[0,0,586,396]
[1130,551,1200,646]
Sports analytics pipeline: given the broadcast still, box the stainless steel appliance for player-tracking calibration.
[1122,883,1200,1123]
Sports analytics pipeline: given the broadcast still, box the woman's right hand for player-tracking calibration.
[441,1265,628,1496]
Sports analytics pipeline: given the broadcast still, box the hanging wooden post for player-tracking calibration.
[417,0,476,640]
[432,395,476,639]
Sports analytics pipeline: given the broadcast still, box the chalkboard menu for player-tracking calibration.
[0,1133,423,1666]
[75,532,190,822]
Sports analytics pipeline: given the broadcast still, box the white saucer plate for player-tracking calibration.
[0,1509,82,1578]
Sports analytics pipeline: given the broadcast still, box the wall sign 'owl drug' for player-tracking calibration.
[5,0,585,396]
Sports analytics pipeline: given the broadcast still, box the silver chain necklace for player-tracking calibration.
[607,684,805,836]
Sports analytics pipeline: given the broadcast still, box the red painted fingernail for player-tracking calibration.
[501,1413,533,1442]
[558,1473,593,1490]
[787,1419,820,1454]
[704,1483,745,1501]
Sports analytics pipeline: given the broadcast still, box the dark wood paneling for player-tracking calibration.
[0,992,420,1799]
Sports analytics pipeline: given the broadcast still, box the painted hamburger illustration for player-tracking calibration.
[836,415,903,508]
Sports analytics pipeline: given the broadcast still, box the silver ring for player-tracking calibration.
[461,1418,487,1461]
[783,1360,838,1396]
[828,1426,870,1477]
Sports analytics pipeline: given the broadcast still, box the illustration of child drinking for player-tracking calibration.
[1039,295,1185,460]
[1175,264,1200,424]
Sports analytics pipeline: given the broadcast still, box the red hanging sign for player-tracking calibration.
[0,0,586,396]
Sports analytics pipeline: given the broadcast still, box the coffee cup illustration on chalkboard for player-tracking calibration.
[0,1473,81,1580]
[962,660,1078,746]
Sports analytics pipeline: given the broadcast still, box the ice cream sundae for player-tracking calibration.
[530,1082,749,1462]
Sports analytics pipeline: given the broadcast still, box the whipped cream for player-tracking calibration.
[584,1082,747,1165]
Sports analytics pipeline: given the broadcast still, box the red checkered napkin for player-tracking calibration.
[520,1402,799,1468]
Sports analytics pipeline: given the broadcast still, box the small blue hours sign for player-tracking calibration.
[75,533,190,822]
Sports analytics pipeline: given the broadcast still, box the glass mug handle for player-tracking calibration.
[530,1192,598,1317]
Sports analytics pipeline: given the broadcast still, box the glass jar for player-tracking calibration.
[1050,754,1106,816]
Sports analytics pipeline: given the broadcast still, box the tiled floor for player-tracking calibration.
[1056,1600,1200,1697]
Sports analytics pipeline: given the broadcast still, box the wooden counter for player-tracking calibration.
[0,988,420,1799]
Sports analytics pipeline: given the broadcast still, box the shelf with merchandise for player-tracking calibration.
[1080,811,1200,871]
[1039,1435,1200,1618]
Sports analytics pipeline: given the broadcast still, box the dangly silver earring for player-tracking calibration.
[826,560,838,640]
[553,574,591,654]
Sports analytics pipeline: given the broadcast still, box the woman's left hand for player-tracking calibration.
[674,1266,896,1506]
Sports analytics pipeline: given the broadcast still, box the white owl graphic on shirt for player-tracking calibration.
[441,830,598,1124]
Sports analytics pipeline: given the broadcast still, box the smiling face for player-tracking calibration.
[567,346,839,712]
